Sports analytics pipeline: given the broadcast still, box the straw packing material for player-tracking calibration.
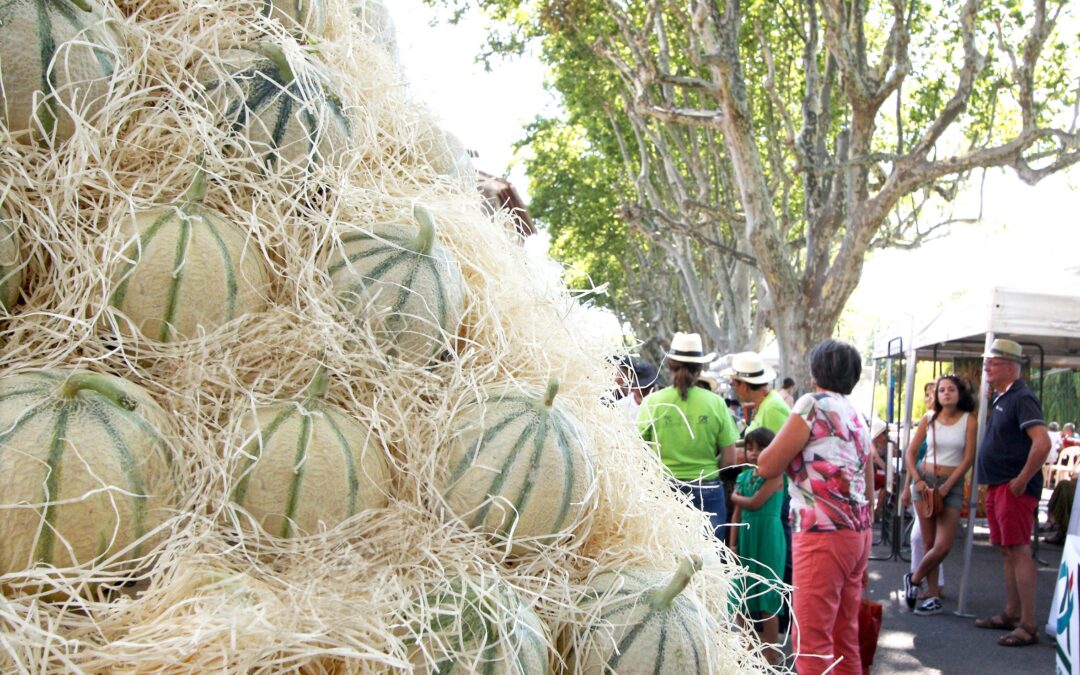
[0,203,23,311]
[0,0,772,670]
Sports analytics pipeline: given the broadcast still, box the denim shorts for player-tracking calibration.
[912,467,964,511]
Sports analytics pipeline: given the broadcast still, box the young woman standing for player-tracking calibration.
[901,375,978,615]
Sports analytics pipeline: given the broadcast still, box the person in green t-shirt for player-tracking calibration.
[638,332,739,537]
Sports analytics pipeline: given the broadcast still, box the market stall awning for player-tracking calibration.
[874,286,1080,368]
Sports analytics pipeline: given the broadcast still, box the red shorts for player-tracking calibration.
[985,483,1038,547]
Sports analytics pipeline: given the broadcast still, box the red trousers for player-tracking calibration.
[791,529,871,675]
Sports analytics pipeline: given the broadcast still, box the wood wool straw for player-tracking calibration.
[0,0,777,671]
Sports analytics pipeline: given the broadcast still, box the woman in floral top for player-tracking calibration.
[756,339,874,675]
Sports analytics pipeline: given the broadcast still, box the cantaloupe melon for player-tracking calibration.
[0,206,23,311]
[437,379,596,550]
[109,168,272,342]
[0,0,123,142]
[0,369,177,587]
[198,43,350,173]
[408,576,549,674]
[231,366,391,538]
[567,557,719,674]
[327,205,466,364]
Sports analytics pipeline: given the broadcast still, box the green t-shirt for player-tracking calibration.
[745,390,791,435]
[637,386,740,480]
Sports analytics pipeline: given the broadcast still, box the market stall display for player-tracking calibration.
[0,0,768,671]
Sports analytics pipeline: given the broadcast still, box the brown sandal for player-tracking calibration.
[975,613,1018,630]
[998,624,1039,647]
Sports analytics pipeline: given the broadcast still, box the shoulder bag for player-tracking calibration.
[916,421,943,519]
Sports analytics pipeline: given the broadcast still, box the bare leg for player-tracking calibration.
[1000,545,1022,622]
[1002,543,1037,628]
[913,507,962,597]
[759,615,781,665]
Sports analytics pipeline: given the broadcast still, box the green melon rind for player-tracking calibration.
[230,385,386,538]
[0,369,177,577]
[110,196,270,342]
[572,563,715,674]
[413,578,550,674]
[328,213,465,363]
[0,0,122,141]
[439,384,595,546]
[199,45,350,172]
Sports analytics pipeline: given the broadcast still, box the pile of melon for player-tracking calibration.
[0,0,772,671]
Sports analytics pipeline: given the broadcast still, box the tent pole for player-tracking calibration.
[956,331,995,617]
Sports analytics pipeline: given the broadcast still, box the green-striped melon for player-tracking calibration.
[409,576,550,674]
[230,366,390,538]
[327,205,466,364]
[109,169,272,342]
[0,206,23,311]
[0,370,178,588]
[0,0,123,142]
[567,558,720,674]
[198,43,350,173]
[263,0,326,36]
[436,379,597,550]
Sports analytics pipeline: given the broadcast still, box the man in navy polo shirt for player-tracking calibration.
[973,339,1051,647]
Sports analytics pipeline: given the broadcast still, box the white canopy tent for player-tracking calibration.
[872,285,1080,616]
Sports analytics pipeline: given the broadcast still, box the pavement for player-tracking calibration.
[862,508,1061,674]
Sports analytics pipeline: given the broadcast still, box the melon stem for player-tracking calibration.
[651,556,702,608]
[59,373,138,411]
[303,364,329,400]
[411,206,436,255]
[182,165,208,205]
[259,43,296,83]
[543,378,560,408]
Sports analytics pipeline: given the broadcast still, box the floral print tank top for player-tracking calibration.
[787,392,872,533]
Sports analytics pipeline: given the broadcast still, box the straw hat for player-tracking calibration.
[720,351,776,385]
[982,338,1023,363]
[667,332,716,364]
[696,374,720,392]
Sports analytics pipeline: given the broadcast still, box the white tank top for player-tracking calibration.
[926,413,969,467]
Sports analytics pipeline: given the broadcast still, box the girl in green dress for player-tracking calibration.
[730,427,787,665]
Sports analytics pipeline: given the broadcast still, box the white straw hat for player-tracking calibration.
[720,351,776,385]
[667,332,716,364]
[982,338,1023,363]
[870,418,888,440]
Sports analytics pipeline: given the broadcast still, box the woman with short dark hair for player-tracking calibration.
[755,339,873,675]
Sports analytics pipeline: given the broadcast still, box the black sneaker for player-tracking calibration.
[903,572,921,610]
[914,597,943,615]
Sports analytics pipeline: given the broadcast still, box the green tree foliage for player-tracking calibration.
[430,0,1080,378]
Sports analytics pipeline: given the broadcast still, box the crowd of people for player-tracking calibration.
[617,332,1056,672]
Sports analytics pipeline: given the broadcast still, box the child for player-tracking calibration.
[729,427,786,665]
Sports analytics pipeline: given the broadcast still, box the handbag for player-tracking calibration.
[916,421,943,519]
[858,597,883,674]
